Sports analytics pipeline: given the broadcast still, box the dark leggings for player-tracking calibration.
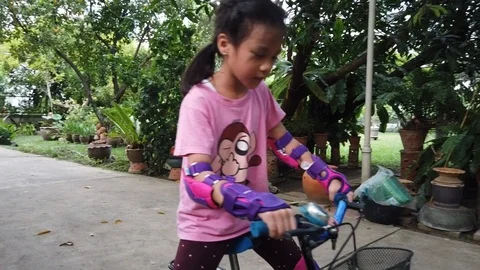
[172,235,304,270]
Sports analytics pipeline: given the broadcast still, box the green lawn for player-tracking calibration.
[6,133,407,174]
[5,135,130,172]
[338,132,405,173]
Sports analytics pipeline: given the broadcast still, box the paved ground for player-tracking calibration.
[1,147,479,270]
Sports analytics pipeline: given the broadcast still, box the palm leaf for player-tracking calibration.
[103,103,141,146]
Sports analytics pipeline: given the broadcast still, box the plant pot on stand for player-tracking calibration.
[314,133,329,160]
[399,128,427,151]
[166,147,183,181]
[126,146,146,174]
[430,167,465,208]
[87,143,112,160]
[348,135,361,169]
[419,167,477,232]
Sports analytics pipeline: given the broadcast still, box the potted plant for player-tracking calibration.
[283,117,315,146]
[106,127,122,148]
[0,121,16,145]
[78,123,95,144]
[103,103,146,174]
[39,113,62,141]
[313,121,329,160]
[62,121,76,143]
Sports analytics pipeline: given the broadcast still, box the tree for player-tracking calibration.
[0,0,213,122]
[273,0,479,132]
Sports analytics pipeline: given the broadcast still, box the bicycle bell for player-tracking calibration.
[298,202,330,226]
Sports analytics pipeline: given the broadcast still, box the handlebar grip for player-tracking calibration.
[250,221,269,238]
[333,199,348,224]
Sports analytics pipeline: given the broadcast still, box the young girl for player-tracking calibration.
[172,0,353,269]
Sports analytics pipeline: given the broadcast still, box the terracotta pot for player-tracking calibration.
[168,168,182,181]
[266,150,279,178]
[79,135,90,144]
[399,128,427,151]
[295,136,308,146]
[330,143,341,166]
[126,148,146,174]
[87,144,112,160]
[73,134,80,143]
[65,134,73,143]
[314,133,329,148]
[431,167,465,209]
[348,136,361,147]
[400,150,421,180]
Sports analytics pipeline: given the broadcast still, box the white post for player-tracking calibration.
[361,0,376,182]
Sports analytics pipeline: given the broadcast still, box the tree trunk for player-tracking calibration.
[53,49,104,125]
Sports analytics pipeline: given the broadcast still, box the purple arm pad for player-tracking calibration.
[306,155,351,195]
[183,162,236,209]
[267,137,299,169]
[269,131,351,195]
[220,182,290,221]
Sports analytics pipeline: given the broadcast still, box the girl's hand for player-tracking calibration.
[258,208,297,239]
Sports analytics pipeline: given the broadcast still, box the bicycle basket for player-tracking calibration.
[330,247,414,270]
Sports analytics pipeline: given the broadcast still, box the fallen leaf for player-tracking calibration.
[100,220,109,224]
[60,242,74,247]
[157,211,165,215]
[84,186,92,189]
[37,230,51,235]
[114,220,123,224]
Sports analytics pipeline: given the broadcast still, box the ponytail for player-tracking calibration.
[180,43,218,96]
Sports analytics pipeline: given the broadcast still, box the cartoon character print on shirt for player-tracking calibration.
[212,121,261,185]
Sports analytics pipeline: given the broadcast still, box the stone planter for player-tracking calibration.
[431,167,465,209]
[87,144,112,160]
[370,126,379,140]
[39,127,59,141]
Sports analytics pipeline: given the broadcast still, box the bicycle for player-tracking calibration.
[168,194,414,270]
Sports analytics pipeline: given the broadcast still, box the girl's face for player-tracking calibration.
[219,24,284,91]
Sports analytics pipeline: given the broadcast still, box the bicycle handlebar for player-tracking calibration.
[250,193,364,238]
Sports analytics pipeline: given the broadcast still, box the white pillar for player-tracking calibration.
[361,0,377,182]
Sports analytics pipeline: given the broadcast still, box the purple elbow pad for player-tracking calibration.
[220,182,290,221]
[306,155,351,195]
[267,137,300,169]
[183,162,236,209]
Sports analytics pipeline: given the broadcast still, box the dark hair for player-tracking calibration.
[180,0,287,96]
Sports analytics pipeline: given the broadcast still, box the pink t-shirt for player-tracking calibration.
[173,80,286,242]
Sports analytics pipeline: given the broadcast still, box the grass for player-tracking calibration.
[5,132,407,175]
[338,132,404,173]
[5,135,130,172]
